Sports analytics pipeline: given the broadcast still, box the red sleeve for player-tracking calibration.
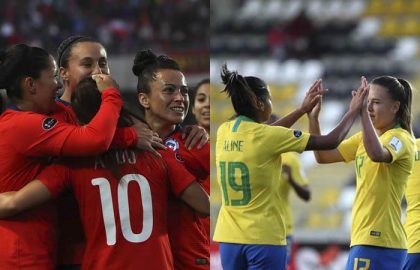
[110,127,138,148]
[13,88,122,157]
[160,149,196,197]
[37,164,71,198]
[179,141,210,174]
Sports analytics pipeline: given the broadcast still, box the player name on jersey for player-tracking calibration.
[95,149,137,169]
[223,140,244,152]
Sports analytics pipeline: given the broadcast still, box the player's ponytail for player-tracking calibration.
[0,44,50,102]
[71,76,147,179]
[72,76,142,126]
[221,64,270,121]
[396,78,412,133]
[372,76,413,133]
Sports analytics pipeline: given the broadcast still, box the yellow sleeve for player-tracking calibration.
[337,132,362,162]
[265,125,310,155]
[381,129,412,163]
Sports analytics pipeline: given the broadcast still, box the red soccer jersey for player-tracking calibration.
[55,97,138,265]
[164,128,210,269]
[0,88,122,269]
[38,149,195,270]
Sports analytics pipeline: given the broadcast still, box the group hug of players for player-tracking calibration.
[213,64,420,270]
[0,36,210,270]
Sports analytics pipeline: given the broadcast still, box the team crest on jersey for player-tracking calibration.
[389,136,402,153]
[42,117,58,130]
[165,138,179,151]
[293,130,302,138]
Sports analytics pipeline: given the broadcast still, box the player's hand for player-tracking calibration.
[133,120,166,157]
[92,74,119,92]
[349,76,369,114]
[308,96,322,121]
[300,79,323,113]
[182,125,208,150]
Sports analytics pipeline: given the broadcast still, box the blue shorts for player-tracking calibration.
[219,242,287,270]
[346,245,407,270]
[403,253,420,270]
[286,235,293,266]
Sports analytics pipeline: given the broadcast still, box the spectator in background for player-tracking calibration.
[0,0,209,54]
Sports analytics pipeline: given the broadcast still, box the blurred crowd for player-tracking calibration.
[0,0,209,54]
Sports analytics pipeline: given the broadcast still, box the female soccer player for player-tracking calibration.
[403,137,420,270]
[309,76,414,270]
[192,78,210,133]
[57,35,207,152]
[0,77,210,270]
[55,36,206,269]
[133,50,210,269]
[213,65,368,270]
[0,44,123,269]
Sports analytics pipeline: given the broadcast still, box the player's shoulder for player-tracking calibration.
[383,128,414,145]
[0,108,56,128]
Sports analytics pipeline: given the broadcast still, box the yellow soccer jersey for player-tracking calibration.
[405,139,420,253]
[279,152,309,236]
[338,128,415,249]
[213,116,310,245]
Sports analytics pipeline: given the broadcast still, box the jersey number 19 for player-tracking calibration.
[219,161,251,206]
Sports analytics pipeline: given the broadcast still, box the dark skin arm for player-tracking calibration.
[282,165,311,201]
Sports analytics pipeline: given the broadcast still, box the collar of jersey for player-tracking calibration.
[55,97,71,107]
[232,115,255,132]
[8,104,20,111]
[165,124,183,138]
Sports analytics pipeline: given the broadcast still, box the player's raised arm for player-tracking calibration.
[305,78,369,152]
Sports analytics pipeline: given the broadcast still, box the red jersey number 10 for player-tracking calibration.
[92,174,153,245]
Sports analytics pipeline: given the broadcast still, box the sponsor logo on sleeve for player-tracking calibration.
[42,118,58,130]
[370,231,381,237]
[164,138,179,151]
[389,136,402,153]
[293,130,302,138]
